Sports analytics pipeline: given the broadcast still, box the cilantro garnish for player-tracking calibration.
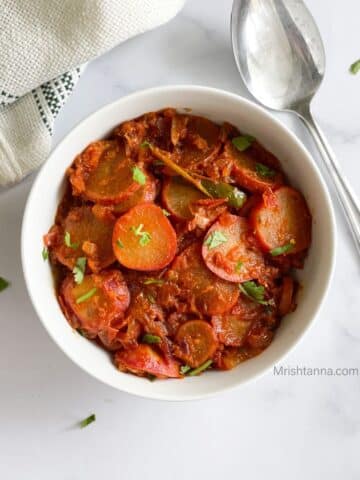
[132,166,146,185]
[204,231,227,250]
[188,360,213,376]
[64,231,79,249]
[232,135,255,152]
[142,333,161,344]
[255,162,276,179]
[76,287,97,304]
[80,414,96,428]
[350,59,360,75]
[239,281,273,306]
[131,224,151,246]
[270,240,295,256]
[72,257,87,285]
[0,277,10,292]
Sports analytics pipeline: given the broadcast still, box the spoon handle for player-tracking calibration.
[297,104,360,256]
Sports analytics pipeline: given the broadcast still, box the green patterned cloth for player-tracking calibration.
[0,0,185,186]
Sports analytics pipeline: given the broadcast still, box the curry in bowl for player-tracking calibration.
[43,108,311,379]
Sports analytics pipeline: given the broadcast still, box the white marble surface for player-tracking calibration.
[1,1,360,478]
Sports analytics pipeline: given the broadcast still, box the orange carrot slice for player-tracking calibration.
[113,203,177,271]
[250,186,311,254]
[202,212,267,283]
[59,270,130,339]
[114,344,180,378]
[174,320,218,368]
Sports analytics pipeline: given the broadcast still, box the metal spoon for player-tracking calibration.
[231,0,360,255]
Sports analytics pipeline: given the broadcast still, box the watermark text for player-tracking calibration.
[273,365,359,377]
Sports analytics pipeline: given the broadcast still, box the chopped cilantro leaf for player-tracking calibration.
[204,230,228,250]
[232,135,255,152]
[350,59,360,75]
[76,287,97,304]
[132,166,146,185]
[270,240,295,256]
[72,257,87,285]
[142,333,161,344]
[0,277,10,292]
[255,162,276,179]
[80,414,96,428]
[64,231,79,249]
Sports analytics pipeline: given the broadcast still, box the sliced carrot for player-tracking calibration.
[167,243,239,315]
[59,270,130,339]
[250,186,312,254]
[68,140,141,204]
[278,276,295,316]
[114,344,180,378]
[174,320,218,368]
[162,176,206,220]
[225,141,283,193]
[112,203,177,271]
[202,212,267,283]
[48,205,116,271]
[211,295,263,346]
[113,172,157,215]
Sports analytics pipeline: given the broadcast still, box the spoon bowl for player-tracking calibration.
[231,0,325,111]
[231,0,360,256]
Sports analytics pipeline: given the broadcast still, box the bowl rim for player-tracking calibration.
[21,84,336,401]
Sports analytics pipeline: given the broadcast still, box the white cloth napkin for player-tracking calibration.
[0,0,185,186]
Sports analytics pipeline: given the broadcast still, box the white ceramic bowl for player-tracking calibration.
[21,85,336,401]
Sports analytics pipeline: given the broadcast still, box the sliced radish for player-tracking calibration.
[202,212,267,283]
[59,270,130,339]
[250,186,311,254]
[114,344,180,378]
[167,243,239,315]
[225,141,283,193]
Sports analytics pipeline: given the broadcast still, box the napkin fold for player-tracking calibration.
[0,0,185,186]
